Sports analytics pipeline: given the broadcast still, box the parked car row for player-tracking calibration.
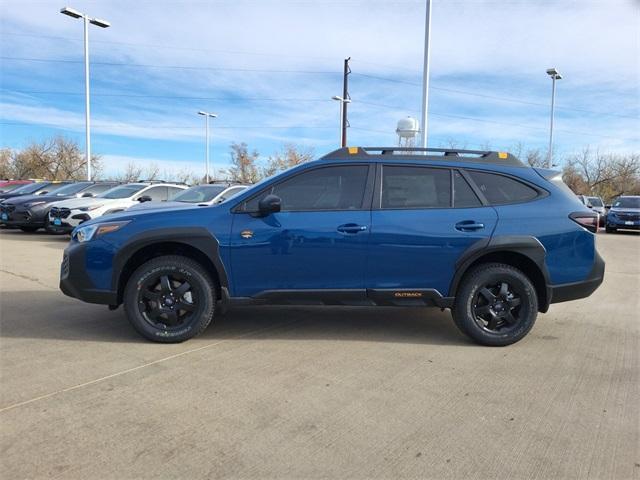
[577,194,640,233]
[0,181,249,233]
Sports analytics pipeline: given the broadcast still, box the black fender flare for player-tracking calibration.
[111,226,229,294]
[448,235,551,311]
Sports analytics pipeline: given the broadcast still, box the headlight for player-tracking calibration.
[74,221,130,243]
[26,201,46,208]
[78,204,104,212]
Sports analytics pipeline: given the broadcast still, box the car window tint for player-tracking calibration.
[468,171,538,205]
[246,166,368,212]
[453,171,481,207]
[144,186,168,201]
[381,166,451,209]
[167,187,184,200]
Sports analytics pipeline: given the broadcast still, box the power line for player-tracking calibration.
[2,89,329,102]
[0,56,338,75]
[353,73,640,120]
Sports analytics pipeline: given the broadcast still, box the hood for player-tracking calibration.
[49,196,114,209]
[610,207,640,213]
[0,191,32,200]
[2,193,73,206]
[127,201,203,212]
[79,202,219,228]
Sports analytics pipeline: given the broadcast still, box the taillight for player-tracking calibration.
[569,212,598,233]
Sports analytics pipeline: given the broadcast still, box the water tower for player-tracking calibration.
[396,116,420,147]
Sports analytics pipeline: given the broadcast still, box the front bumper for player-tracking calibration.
[48,209,91,233]
[549,250,605,304]
[606,217,640,230]
[60,240,118,305]
[1,205,48,227]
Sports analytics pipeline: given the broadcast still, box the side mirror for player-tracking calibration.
[586,203,593,208]
[138,195,152,203]
[81,192,94,198]
[257,194,282,217]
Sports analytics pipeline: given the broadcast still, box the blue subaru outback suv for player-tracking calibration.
[60,147,604,346]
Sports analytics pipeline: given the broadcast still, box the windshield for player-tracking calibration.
[173,185,226,203]
[51,182,92,196]
[9,182,49,194]
[0,183,27,193]
[99,184,146,199]
[613,197,640,209]
[587,197,603,207]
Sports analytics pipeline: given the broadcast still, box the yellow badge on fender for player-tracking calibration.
[240,230,253,239]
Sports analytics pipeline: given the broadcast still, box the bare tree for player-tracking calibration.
[261,144,314,179]
[115,162,143,183]
[562,147,640,201]
[0,136,101,180]
[226,142,260,183]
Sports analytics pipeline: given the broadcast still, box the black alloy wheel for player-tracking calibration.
[124,255,216,342]
[472,281,522,333]
[453,263,538,346]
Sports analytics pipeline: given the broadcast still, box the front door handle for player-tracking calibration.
[337,223,368,234]
[455,220,485,232]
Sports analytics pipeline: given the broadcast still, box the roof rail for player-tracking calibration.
[321,146,525,167]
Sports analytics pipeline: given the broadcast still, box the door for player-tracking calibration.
[229,164,373,298]
[367,166,498,296]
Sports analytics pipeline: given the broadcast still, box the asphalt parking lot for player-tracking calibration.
[0,229,638,479]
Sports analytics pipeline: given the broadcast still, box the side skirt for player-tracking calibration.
[219,287,454,309]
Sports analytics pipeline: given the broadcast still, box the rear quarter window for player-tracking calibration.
[468,171,539,205]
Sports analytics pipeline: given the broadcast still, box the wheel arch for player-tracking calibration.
[113,228,228,305]
[449,236,551,313]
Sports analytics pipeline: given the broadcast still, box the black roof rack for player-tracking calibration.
[321,147,525,167]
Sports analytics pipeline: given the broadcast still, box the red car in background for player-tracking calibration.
[0,180,32,193]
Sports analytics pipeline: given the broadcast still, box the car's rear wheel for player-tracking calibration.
[124,255,216,343]
[453,263,538,346]
[19,226,39,233]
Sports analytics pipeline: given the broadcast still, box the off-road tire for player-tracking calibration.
[452,263,538,346]
[124,255,216,343]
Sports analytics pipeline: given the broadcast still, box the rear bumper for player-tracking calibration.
[549,250,605,304]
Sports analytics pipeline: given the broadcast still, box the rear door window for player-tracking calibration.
[453,171,481,207]
[381,166,451,209]
[143,186,168,201]
[467,171,538,205]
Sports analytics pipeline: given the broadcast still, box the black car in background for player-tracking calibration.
[0,181,119,232]
[0,181,71,202]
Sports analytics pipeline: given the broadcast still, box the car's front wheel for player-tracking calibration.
[452,263,538,346]
[124,255,216,343]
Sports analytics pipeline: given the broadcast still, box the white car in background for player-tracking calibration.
[47,182,188,233]
[127,183,249,211]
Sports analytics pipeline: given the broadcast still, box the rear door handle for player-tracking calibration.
[455,221,485,232]
[337,223,368,234]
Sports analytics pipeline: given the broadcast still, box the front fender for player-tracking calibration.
[110,226,229,292]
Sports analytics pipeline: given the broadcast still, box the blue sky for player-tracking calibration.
[1,0,638,178]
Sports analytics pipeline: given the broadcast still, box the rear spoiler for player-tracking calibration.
[533,167,562,181]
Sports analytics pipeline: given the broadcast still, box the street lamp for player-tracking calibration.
[331,96,351,147]
[198,111,217,183]
[420,0,433,148]
[60,6,110,181]
[546,67,562,168]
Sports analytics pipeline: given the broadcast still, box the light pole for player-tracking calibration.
[60,7,110,181]
[331,96,351,147]
[546,67,562,168]
[420,0,432,148]
[198,111,217,183]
